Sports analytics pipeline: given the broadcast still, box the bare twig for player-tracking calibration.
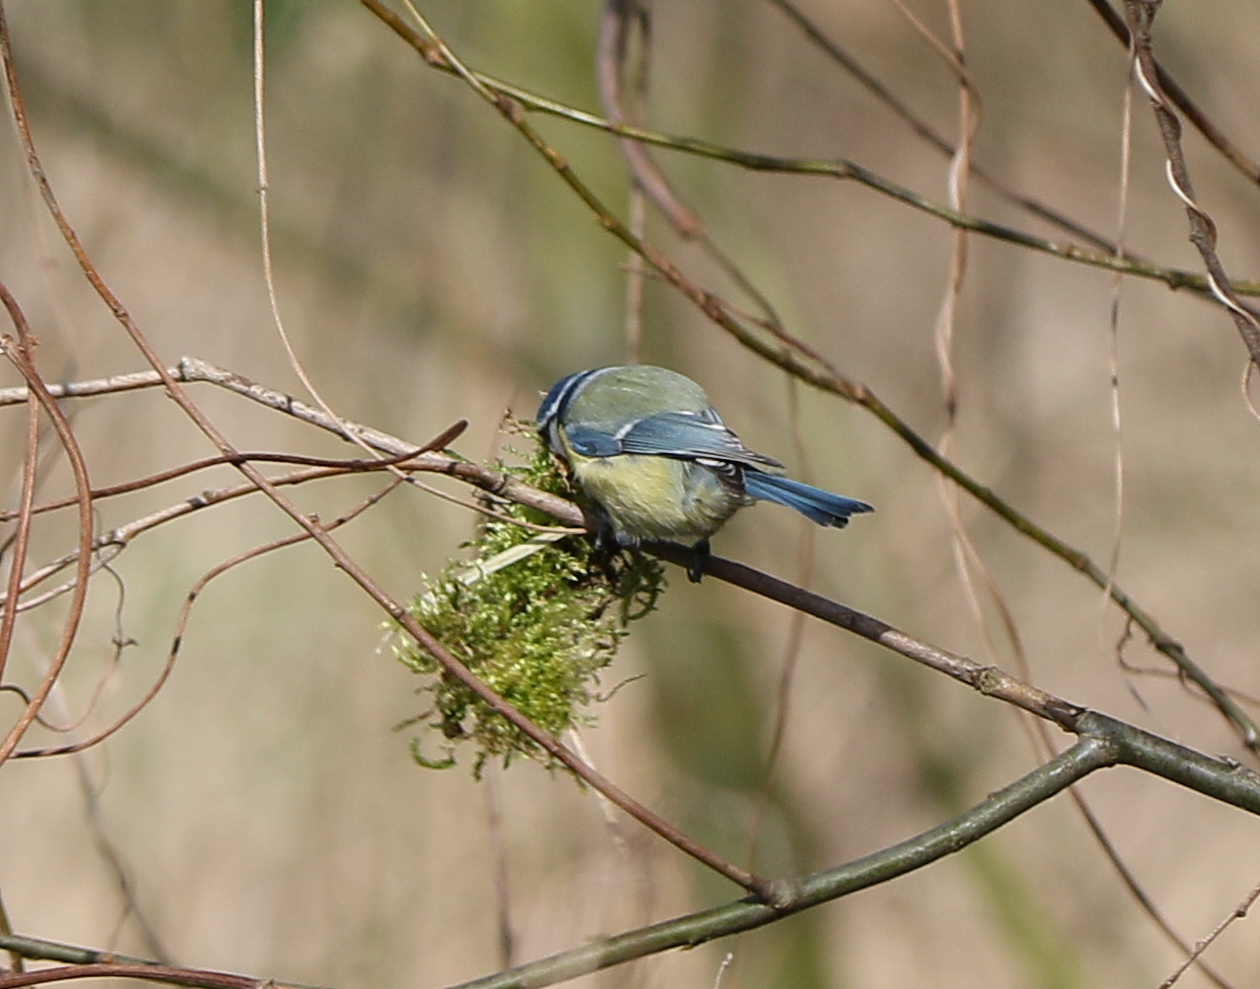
[0,282,94,767]
[597,0,700,236]
[0,443,456,525]
[2,3,766,898]
[0,961,294,989]
[1123,0,1260,372]
[362,0,1260,751]
[0,284,39,687]
[764,0,1121,253]
[358,0,1260,302]
[1159,879,1260,988]
[14,474,406,761]
[1087,0,1260,185]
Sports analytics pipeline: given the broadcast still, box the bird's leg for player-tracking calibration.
[686,539,711,583]
[590,527,618,579]
[591,525,613,558]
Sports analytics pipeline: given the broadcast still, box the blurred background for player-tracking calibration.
[1,1,1259,986]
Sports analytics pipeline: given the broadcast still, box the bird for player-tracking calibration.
[536,364,872,581]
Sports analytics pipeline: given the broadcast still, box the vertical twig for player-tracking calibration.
[0,280,95,766]
[1122,0,1260,377]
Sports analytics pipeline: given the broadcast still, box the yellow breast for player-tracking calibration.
[573,454,744,546]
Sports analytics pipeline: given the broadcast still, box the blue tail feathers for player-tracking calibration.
[743,472,873,528]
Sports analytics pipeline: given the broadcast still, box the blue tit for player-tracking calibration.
[536,365,873,581]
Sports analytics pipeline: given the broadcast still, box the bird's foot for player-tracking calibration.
[686,539,711,583]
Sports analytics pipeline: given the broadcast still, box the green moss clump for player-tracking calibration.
[392,437,664,776]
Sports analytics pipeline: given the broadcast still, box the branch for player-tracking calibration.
[357,0,1260,301]
[12,475,411,762]
[6,357,1255,751]
[1123,0,1260,369]
[0,10,766,902]
[443,724,1259,989]
[358,2,1260,751]
[0,283,95,767]
[1087,0,1260,185]
[766,0,1120,253]
[7,355,1254,812]
[4,708,1257,989]
[0,933,324,989]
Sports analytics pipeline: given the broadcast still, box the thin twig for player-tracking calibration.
[1086,0,1260,185]
[357,0,1260,750]
[597,0,699,236]
[0,284,39,687]
[0,281,94,767]
[0,444,457,617]
[15,475,405,761]
[2,7,766,898]
[357,0,1260,301]
[1123,0,1260,372]
[0,443,455,524]
[1159,879,1260,988]
[764,0,1121,253]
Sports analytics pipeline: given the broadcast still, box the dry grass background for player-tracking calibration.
[2,1,1259,987]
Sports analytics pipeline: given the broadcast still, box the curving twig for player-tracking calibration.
[1088,0,1260,185]
[360,1,1260,751]
[357,0,1260,302]
[597,0,699,237]
[14,475,406,761]
[1123,0,1260,371]
[0,2,766,897]
[0,282,95,767]
[8,350,1257,752]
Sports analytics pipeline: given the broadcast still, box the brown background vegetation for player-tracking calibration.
[2,1,1259,987]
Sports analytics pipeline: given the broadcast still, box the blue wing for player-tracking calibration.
[581,410,783,469]
[560,409,874,530]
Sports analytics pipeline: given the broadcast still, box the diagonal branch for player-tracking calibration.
[6,713,1256,989]
[357,0,1260,302]
[8,353,1256,751]
[358,0,1259,749]
[0,2,769,902]
[443,722,1260,988]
